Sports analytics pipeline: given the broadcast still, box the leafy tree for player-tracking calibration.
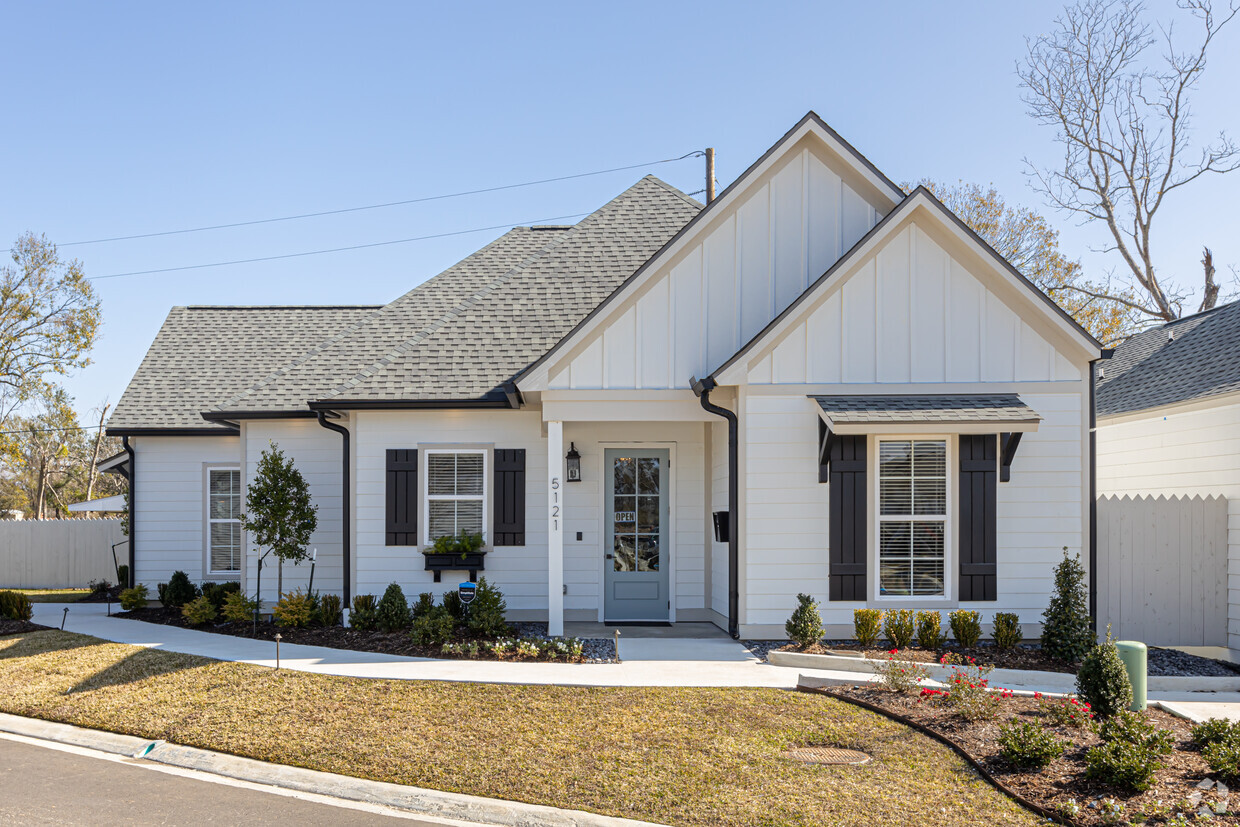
[916,179,1138,344]
[1041,548,1096,662]
[239,443,318,605]
[0,234,102,418]
[1020,0,1239,321]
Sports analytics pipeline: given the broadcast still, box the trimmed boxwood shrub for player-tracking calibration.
[162,570,199,610]
[853,609,883,647]
[0,590,34,621]
[883,608,915,649]
[915,610,947,650]
[992,612,1023,650]
[785,593,824,648]
[376,583,411,632]
[998,719,1066,768]
[948,609,981,648]
[1077,637,1133,718]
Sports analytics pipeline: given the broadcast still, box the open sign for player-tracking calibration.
[458,581,477,605]
[614,511,636,523]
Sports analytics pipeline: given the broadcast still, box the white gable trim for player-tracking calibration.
[712,189,1103,385]
[515,113,906,393]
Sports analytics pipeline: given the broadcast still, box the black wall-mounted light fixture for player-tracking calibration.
[565,442,581,482]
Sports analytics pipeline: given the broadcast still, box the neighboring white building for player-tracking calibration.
[107,113,1103,638]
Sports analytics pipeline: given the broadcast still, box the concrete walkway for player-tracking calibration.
[21,603,1240,720]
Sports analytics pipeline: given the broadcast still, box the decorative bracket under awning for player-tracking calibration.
[999,431,1023,483]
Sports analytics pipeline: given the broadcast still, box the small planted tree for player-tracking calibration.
[1041,548,1095,663]
[239,443,318,626]
[785,593,825,649]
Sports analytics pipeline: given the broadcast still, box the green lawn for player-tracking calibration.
[0,629,1040,827]
[4,588,88,603]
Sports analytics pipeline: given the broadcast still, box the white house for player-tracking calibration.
[107,113,1103,638]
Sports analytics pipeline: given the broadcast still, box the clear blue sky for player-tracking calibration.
[3,1,1237,420]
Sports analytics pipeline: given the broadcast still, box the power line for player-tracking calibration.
[87,212,592,280]
[21,151,704,251]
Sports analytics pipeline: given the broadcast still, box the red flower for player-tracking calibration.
[1034,692,1043,700]
[888,648,899,655]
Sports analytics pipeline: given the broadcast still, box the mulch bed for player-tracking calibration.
[754,640,1240,677]
[114,606,613,663]
[77,585,124,603]
[820,682,1234,825]
[0,619,52,636]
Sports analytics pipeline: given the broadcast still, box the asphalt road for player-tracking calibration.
[0,736,429,825]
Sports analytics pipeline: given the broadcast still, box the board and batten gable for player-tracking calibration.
[130,434,242,587]
[718,200,1096,638]
[531,131,896,394]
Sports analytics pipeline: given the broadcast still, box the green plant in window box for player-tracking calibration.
[425,530,486,561]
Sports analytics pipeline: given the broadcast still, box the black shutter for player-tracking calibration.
[493,449,526,546]
[828,435,867,601]
[385,449,418,546]
[958,434,998,601]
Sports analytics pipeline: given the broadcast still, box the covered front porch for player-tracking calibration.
[537,390,732,637]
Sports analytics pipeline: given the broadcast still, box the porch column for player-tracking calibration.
[547,420,565,637]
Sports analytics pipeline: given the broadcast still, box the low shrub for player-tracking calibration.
[118,585,149,611]
[1038,693,1094,728]
[181,595,217,626]
[410,606,456,646]
[883,609,915,650]
[88,579,112,597]
[942,660,1004,721]
[992,612,1023,650]
[1077,636,1133,719]
[376,583,412,632]
[318,593,342,626]
[998,719,1066,768]
[115,564,130,588]
[915,610,946,650]
[875,650,930,693]
[853,608,882,647]
[221,591,258,623]
[1202,732,1240,781]
[0,590,34,621]
[156,583,168,605]
[948,609,981,648]
[273,589,317,628]
[200,581,241,611]
[785,593,824,648]
[1192,717,1240,749]
[1085,711,1173,792]
[466,577,509,639]
[350,594,379,631]
[412,592,436,619]
[162,570,199,610]
[441,590,465,621]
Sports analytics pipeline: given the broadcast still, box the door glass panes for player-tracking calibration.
[612,456,660,572]
[208,469,242,572]
[878,440,947,596]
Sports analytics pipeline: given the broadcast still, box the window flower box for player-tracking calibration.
[422,531,486,583]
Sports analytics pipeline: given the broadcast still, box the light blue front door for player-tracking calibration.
[603,448,670,622]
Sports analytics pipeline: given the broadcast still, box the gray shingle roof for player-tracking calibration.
[1097,299,1240,417]
[812,395,1042,426]
[108,306,380,431]
[218,175,701,409]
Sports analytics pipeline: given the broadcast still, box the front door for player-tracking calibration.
[604,448,670,622]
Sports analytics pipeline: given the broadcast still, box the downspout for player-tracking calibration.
[315,411,351,608]
[691,375,739,640]
[1088,349,1114,634]
[121,436,136,588]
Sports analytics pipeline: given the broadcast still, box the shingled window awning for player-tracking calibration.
[810,394,1042,435]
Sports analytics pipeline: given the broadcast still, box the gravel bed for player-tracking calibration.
[513,622,616,663]
[744,638,1240,677]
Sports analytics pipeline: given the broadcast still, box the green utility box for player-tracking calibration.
[1115,640,1148,711]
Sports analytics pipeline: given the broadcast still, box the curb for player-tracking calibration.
[0,712,668,827]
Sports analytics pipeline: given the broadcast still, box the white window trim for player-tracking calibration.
[870,434,955,604]
[204,464,243,577]
[421,448,489,547]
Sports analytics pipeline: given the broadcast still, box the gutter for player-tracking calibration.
[1089,349,1115,633]
[121,436,136,588]
[691,375,739,639]
[315,411,351,607]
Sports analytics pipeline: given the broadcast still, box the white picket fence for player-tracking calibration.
[0,518,126,588]
[1096,494,1229,647]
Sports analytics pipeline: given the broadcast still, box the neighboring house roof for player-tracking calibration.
[108,305,380,432]
[213,175,701,412]
[812,394,1042,427]
[1097,299,1240,417]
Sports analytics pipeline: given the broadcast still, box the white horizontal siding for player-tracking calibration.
[551,145,884,391]
[740,391,1086,630]
[133,435,240,588]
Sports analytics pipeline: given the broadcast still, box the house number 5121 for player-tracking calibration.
[550,476,560,530]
